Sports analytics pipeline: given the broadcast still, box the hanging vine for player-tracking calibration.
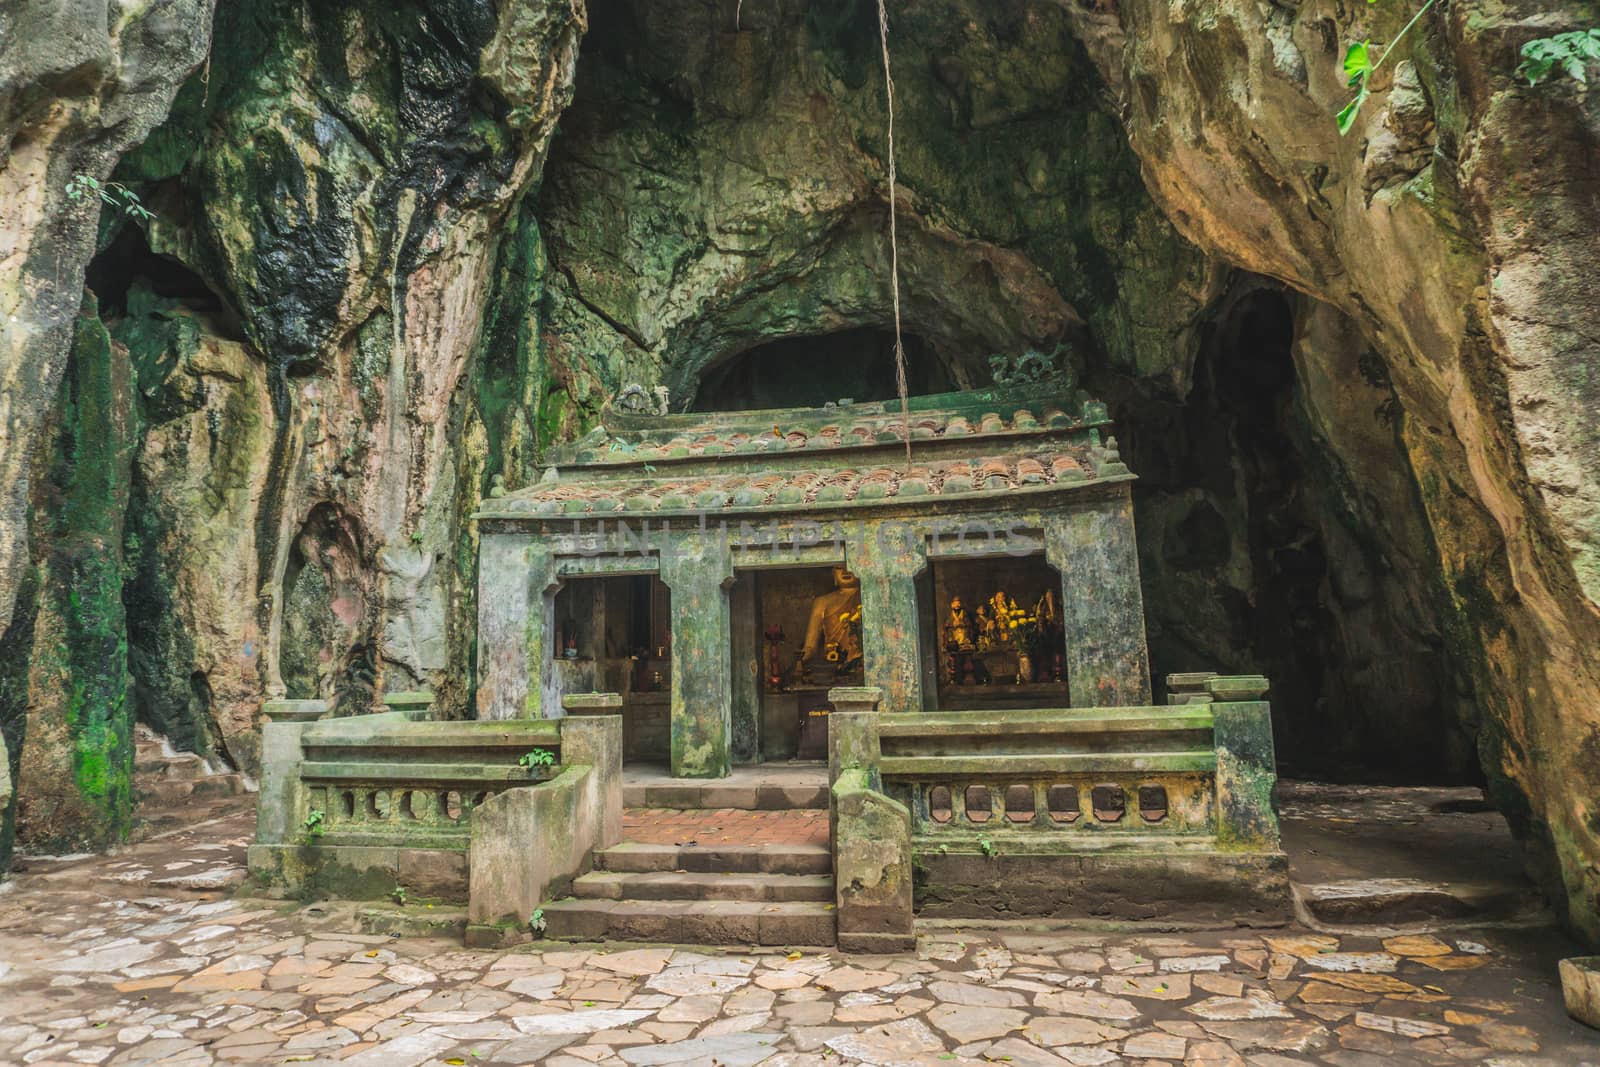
[876,0,911,465]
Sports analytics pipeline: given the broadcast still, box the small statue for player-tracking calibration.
[489,473,507,498]
[943,596,974,651]
[764,623,786,690]
[975,603,995,651]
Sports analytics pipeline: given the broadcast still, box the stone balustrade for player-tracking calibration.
[826,677,1290,927]
[250,700,621,921]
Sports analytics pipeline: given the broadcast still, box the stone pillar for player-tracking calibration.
[1044,492,1153,707]
[660,534,734,778]
[827,688,883,784]
[847,526,926,714]
[729,576,761,763]
[476,534,556,720]
[560,710,625,849]
[1209,676,1281,849]
[247,701,325,882]
[827,687,883,845]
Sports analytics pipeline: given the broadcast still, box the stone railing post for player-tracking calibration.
[827,685,912,953]
[1208,675,1280,848]
[248,699,328,882]
[559,705,624,849]
[828,686,883,844]
[833,769,915,954]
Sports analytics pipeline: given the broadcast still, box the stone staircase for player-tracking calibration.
[133,724,251,808]
[541,765,837,946]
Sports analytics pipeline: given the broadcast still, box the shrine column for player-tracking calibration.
[660,533,735,778]
[848,523,927,715]
[476,533,559,720]
[1045,492,1153,707]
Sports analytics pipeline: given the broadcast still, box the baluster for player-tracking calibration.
[1032,780,1048,829]
[951,781,967,824]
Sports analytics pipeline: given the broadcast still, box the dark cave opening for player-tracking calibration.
[690,328,953,412]
[1125,285,1477,787]
[84,224,244,339]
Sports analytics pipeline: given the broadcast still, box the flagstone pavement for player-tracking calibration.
[0,803,1595,1067]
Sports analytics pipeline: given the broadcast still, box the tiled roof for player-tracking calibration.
[544,380,1110,468]
[483,448,1129,518]
[478,382,1133,520]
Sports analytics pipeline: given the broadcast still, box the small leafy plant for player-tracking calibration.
[303,809,326,839]
[519,747,556,771]
[1517,29,1600,86]
[530,908,547,934]
[390,885,408,906]
[1337,0,1436,135]
[65,173,154,222]
[977,837,998,859]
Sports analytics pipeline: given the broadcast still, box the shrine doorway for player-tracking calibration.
[926,553,1069,710]
[549,573,674,764]
[734,564,866,764]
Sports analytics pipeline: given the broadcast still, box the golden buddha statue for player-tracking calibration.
[796,566,863,682]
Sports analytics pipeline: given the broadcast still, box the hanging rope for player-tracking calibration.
[876,0,911,467]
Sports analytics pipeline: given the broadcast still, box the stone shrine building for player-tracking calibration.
[473,380,1152,778]
[252,377,1285,947]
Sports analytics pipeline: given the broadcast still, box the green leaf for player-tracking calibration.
[1336,86,1369,136]
[1344,40,1373,87]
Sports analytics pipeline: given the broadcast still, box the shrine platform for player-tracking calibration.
[621,761,827,810]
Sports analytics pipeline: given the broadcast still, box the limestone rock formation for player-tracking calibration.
[0,0,1596,943]
[1081,0,1600,942]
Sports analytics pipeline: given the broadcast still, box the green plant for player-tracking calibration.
[64,173,154,222]
[977,837,998,858]
[303,809,326,839]
[530,908,547,933]
[390,885,408,906]
[1337,0,1436,135]
[1517,29,1600,86]
[519,747,556,771]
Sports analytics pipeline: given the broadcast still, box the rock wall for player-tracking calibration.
[0,0,1595,942]
[1081,0,1600,937]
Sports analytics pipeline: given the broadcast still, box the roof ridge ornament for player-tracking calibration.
[613,382,670,416]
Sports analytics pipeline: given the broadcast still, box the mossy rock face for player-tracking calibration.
[536,0,1213,406]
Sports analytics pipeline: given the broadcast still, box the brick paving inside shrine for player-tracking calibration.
[620,808,829,848]
[2,787,1597,1067]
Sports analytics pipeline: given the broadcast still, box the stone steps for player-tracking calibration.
[595,841,832,875]
[572,870,834,903]
[132,726,251,809]
[1293,878,1543,929]
[540,897,835,946]
[134,751,210,780]
[543,813,837,946]
[135,774,251,807]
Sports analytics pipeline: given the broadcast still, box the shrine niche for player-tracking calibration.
[931,554,1066,708]
[473,377,1152,778]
